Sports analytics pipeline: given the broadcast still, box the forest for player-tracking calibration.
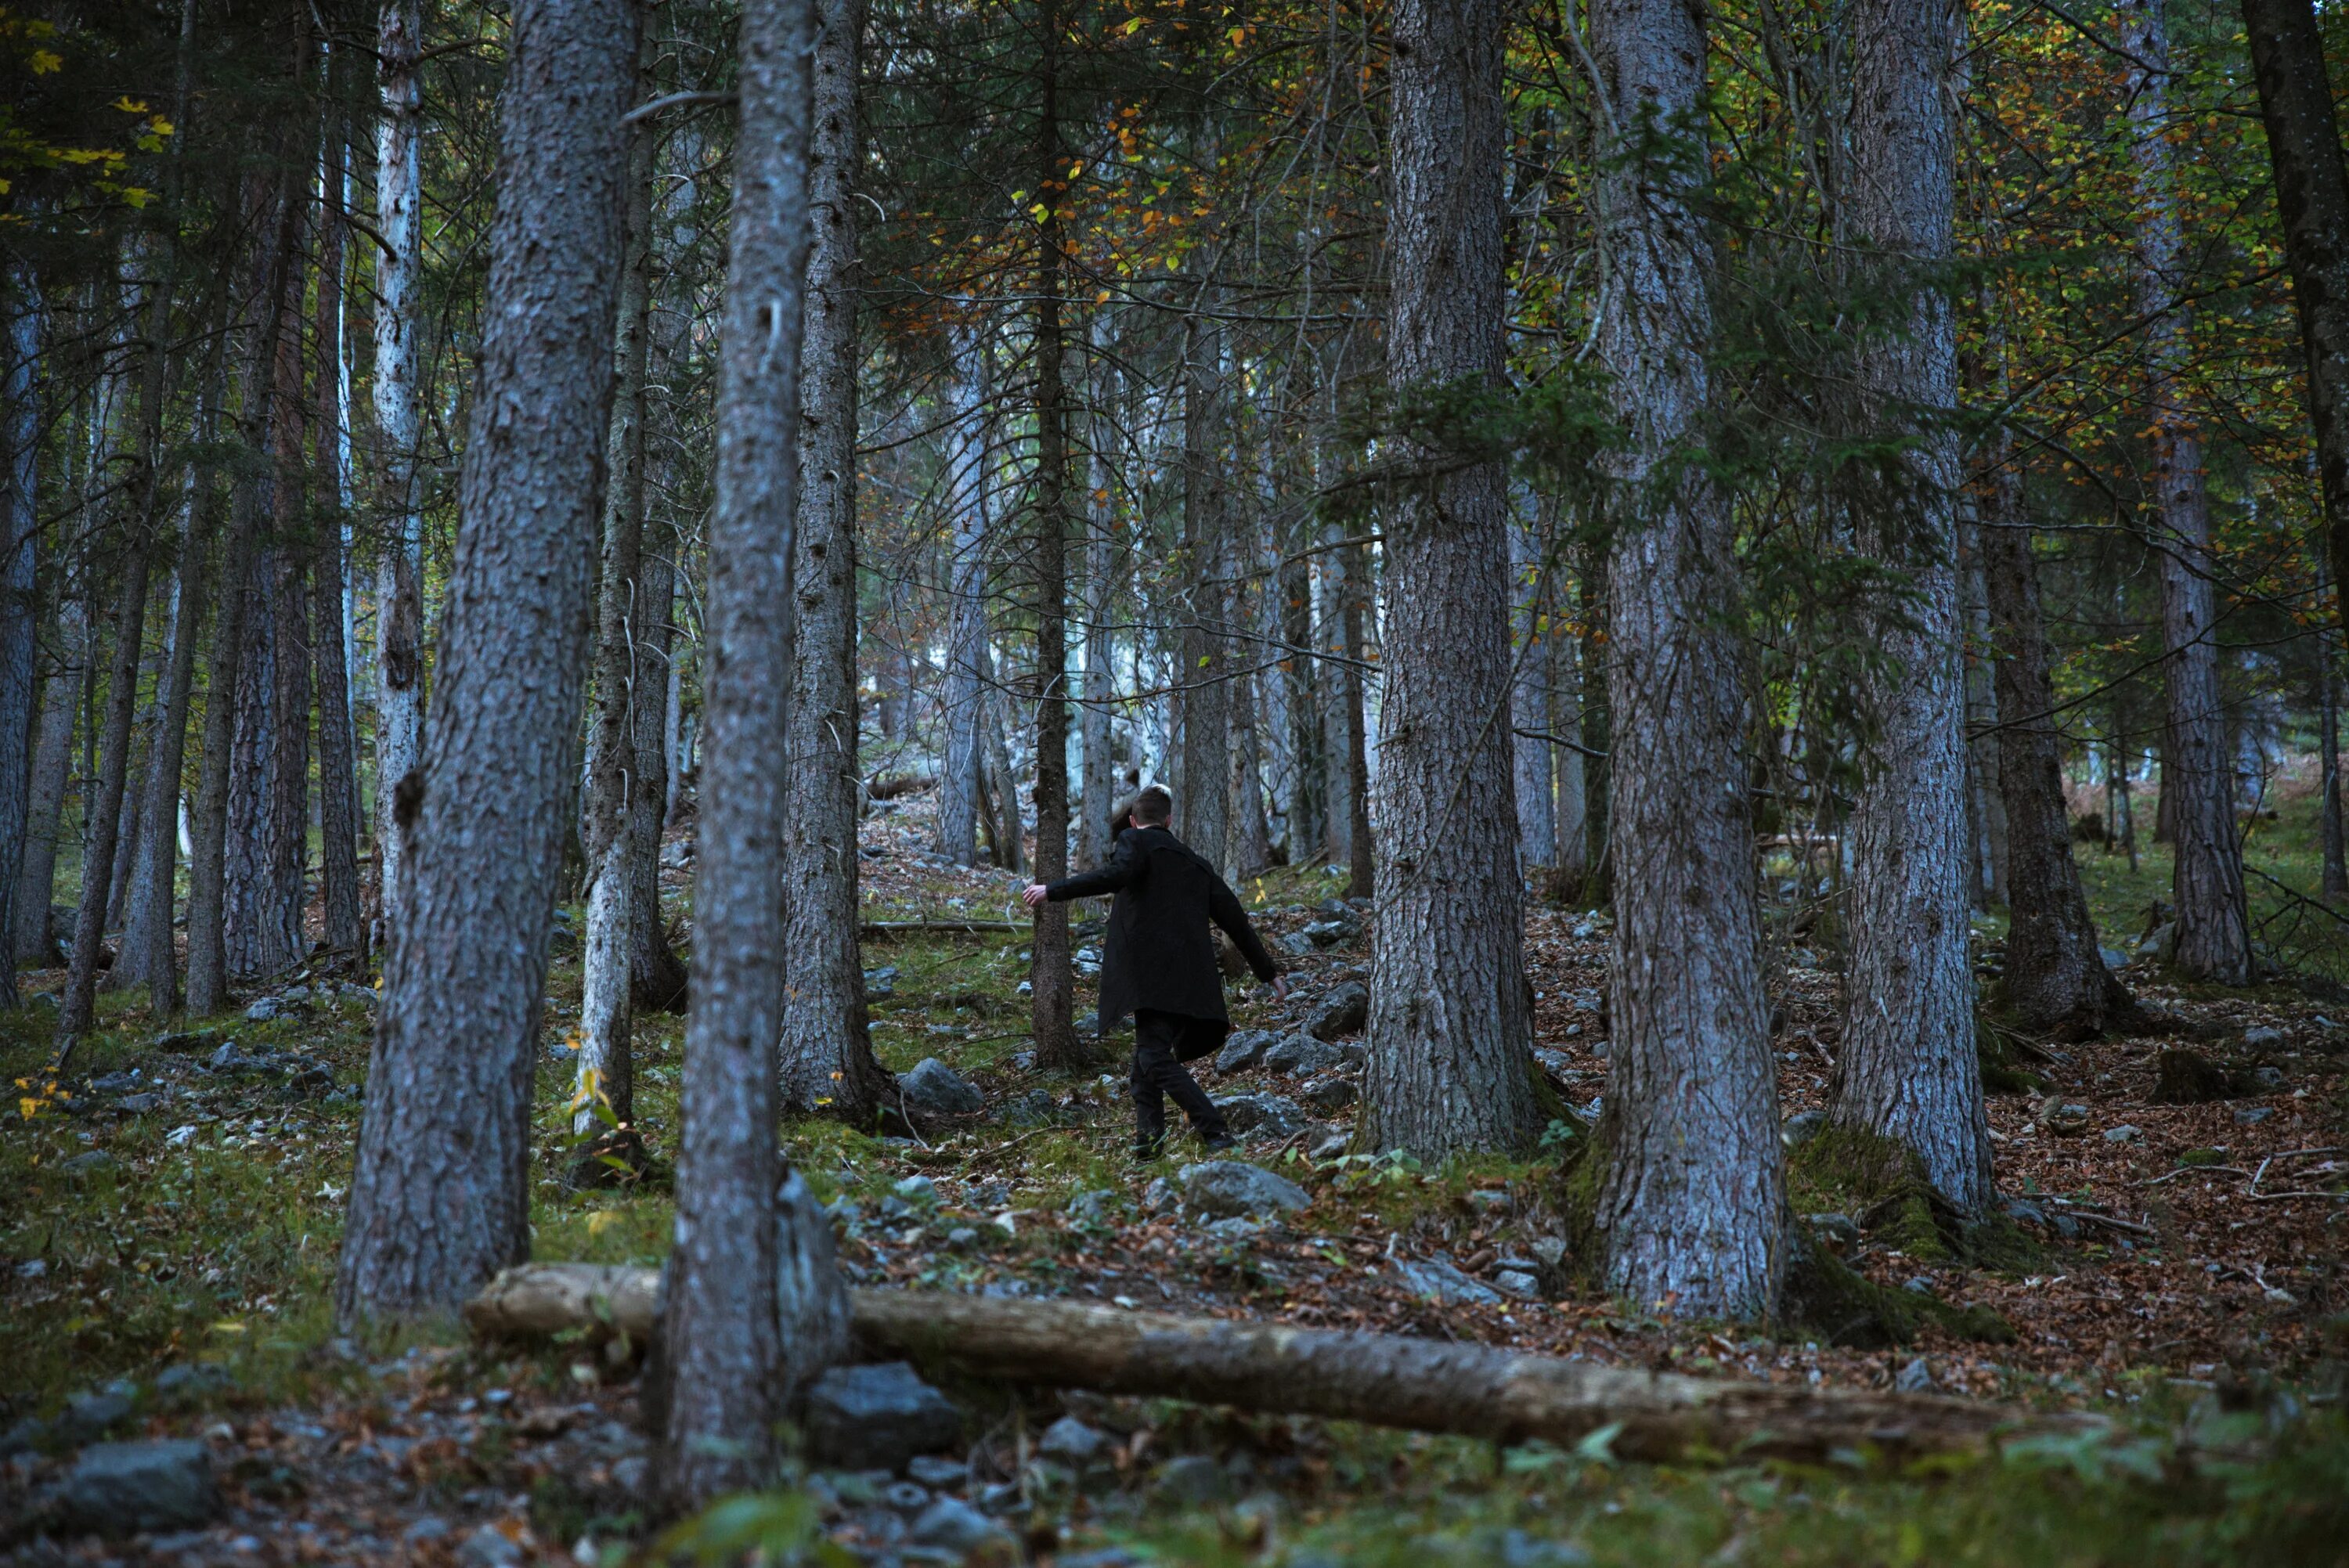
[2,0,2349,1562]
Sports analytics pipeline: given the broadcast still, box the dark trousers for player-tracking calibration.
[1131,1009,1227,1144]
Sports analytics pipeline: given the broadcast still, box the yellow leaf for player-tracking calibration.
[211,1320,247,1335]
[586,1210,620,1238]
[111,96,149,114]
[19,1098,38,1119]
[1229,25,1245,45]
[29,48,63,74]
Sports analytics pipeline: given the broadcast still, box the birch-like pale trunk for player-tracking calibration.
[937,326,992,866]
[1178,303,1229,870]
[311,85,364,970]
[1077,319,1118,872]
[1508,503,1556,876]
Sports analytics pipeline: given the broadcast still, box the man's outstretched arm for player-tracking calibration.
[1022,834,1137,908]
[1207,876,1283,988]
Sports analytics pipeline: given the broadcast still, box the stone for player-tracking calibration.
[59,1150,119,1176]
[1177,1159,1311,1218]
[2235,1106,2274,1126]
[56,1440,219,1536]
[1308,1133,1351,1161]
[1301,1077,1358,1113]
[2250,1065,2286,1090]
[2099,946,2131,971]
[864,965,899,1000]
[804,1362,962,1472]
[89,1072,139,1094]
[1492,1269,1543,1301]
[116,1094,162,1115]
[1527,1235,1569,1271]
[1781,1109,1828,1148]
[456,1524,525,1567]
[2,1417,46,1457]
[2135,921,2177,961]
[1279,931,1316,957]
[1153,1454,1232,1505]
[1895,1357,1935,1394]
[897,1058,984,1116]
[56,1388,135,1443]
[1065,1189,1118,1226]
[1301,920,1352,948]
[992,1089,1058,1127]
[884,1480,934,1512]
[1393,1256,1503,1307]
[1304,982,1369,1041]
[1037,1416,1109,1465]
[243,998,281,1022]
[893,1174,940,1206]
[2102,1125,2142,1144]
[1214,1029,1278,1073]
[906,1497,1012,1556]
[151,1364,233,1405]
[1211,1092,1305,1139]
[1805,1212,1860,1247]
[2243,1026,2284,1050]
[906,1455,966,1489]
[1202,1216,1262,1244]
[165,1124,198,1148]
[1263,1034,1340,1075]
[207,1042,242,1070]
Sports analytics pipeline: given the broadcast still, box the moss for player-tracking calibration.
[1788,1123,2045,1276]
[1976,1011,2053,1096]
[1781,1229,2015,1350]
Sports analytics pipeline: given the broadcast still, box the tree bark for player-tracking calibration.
[1508,503,1555,877]
[335,0,634,1321]
[781,0,894,1122]
[1832,0,1993,1217]
[2320,605,2345,902]
[1178,302,1229,871]
[1358,0,1539,1162]
[16,582,80,966]
[1587,0,1786,1320]
[649,0,811,1506]
[1077,317,1118,871]
[371,0,428,946]
[471,1263,2095,1469]
[0,272,38,1007]
[2242,0,2349,636]
[310,89,364,972]
[628,512,689,1009]
[936,326,991,867]
[1340,535,1373,896]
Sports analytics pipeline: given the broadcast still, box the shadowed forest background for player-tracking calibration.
[3,0,2349,1563]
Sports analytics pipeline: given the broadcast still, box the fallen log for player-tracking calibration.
[858,918,1024,939]
[466,1263,2098,1466]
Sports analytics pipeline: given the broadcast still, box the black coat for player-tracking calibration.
[1046,825,1279,1047]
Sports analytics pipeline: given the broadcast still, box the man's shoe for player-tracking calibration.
[1200,1132,1239,1153]
[1132,1136,1167,1162]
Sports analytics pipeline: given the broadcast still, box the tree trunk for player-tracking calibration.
[1357,0,1539,1162]
[1832,0,1993,1217]
[16,583,80,966]
[1178,302,1229,871]
[1979,446,2140,1037]
[1961,539,2008,909]
[1077,319,1118,872]
[1280,535,1324,867]
[1340,535,1374,896]
[2118,0,2253,986]
[1586,0,1786,1320]
[1577,553,1611,890]
[371,0,428,946]
[2320,609,2345,902]
[1027,9,1080,1071]
[937,326,990,867]
[0,272,41,1006]
[650,0,811,1507]
[1508,504,1555,877]
[576,31,657,1140]
[2242,0,2349,636]
[310,91,364,973]
[1553,623,1588,893]
[335,0,634,1322]
[629,514,689,1010]
[781,0,894,1122]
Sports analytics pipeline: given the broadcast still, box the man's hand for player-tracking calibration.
[1021,882,1050,910]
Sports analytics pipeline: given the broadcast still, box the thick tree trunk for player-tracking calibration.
[310,101,364,972]
[1178,304,1229,870]
[576,34,657,1140]
[335,0,633,1321]
[471,1264,2092,1468]
[2242,0,2349,636]
[937,326,990,867]
[1358,0,1539,1162]
[1587,0,1786,1320]
[371,0,428,946]
[649,0,811,1506]
[1832,0,1993,1217]
[2119,0,2253,986]
[1979,449,2140,1037]
[0,274,39,1006]
[781,0,893,1122]
[1027,13,1080,1071]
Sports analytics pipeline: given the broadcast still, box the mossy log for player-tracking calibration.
[467,1263,2091,1466]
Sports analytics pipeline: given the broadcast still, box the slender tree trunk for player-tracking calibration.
[651,0,812,1507]
[1027,11,1080,1069]
[0,272,39,1006]
[983,669,1025,872]
[1832,0,1993,1217]
[1508,503,1555,878]
[1178,303,1229,870]
[371,0,428,946]
[781,0,893,1120]
[16,586,79,966]
[1358,0,1539,1162]
[1340,537,1373,897]
[1280,535,1324,866]
[1077,319,1117,872]
[576,31,657,1139]
[1961,539,2008,908]
[937,326,990,867]
[628,512,688,1009]
[2118,0,2253,986]
[2242,0,2349,636]
[335,0,634,1322]
[1577,553,1611,891]
[1553,625,1588,892]
[311,88,363,971]
[1586,0,1785,1319]
[1979,444,2139,1036]
[2319,621,2345,901]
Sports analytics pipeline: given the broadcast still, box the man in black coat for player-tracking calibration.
[1023,783,1285,1159]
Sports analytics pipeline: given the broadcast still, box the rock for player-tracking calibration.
[2103,1124,2143,1144]
[1301,919,1354,948]
[1805,1212,1860,1247]
[1308,1133,1351,1161]
[883,1480,933,1512]
[1304,982,1369,1040]
[1492,1269,1543,1301]
[1153,1454,1232,1505]
[2135,921,2177,961]
[1264,1034,1341,1075]
[992,1088,1058,1127]
[1781,1109,1828,1148]
[59,1150,119,1176]
[1527,1235,1569,1271]
[116,1093,162,1114]
[2,1417,46,1457]
[893,1174,938,1206]
[56,1387,136,1443]
[151,1364,233,1405]
[1214,1029,1278,1073]
[243,998,281,1022]
[907,1454,966,1489]
[456,1524,525,1567]
[1301,1077,1358,1112]
[1141,1176,1174,1212]
[56,1440,219,1536]
[89,1072,139,1094]
[2235,1106,2275,1126]
[2099,946,2131,971]
[803,1362,962,1472]
[165,1124,198,1148]
[906,1497,1012,1556]
[207,1042,242,1070]
[2243,1026,2284,1050]
[1895,1357,1935,1394]
[1393,1256,1503,1307]
[1279,930,1316,957]
[1066,1189,1119,1226]
[2250,1065,2286,1090]
[897,1058,984,1116]
[1037,1415,1109,1465]
[1177,1159,1311,1218]
[1211,1092,1304,1139]
[863,965,899,1000]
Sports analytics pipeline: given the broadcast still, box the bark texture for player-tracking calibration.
[1358,0,1540,1160]
[309,110,365,972]
[651,0,813,1506]
[335,0,633,1321]
[1178,303,1229,870]
[0,277,37,1007]
[1077,325,1119,872]
[1833,0,1993,1217]
[1508,508,1556,874]
[1588,0,1786,1320]
[2119,0,2253,986]
[937,326,990,867]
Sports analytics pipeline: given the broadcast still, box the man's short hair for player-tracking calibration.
[1131,784,1173,825]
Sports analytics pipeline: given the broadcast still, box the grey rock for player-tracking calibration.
[991,1088,1058,1127]
[1211,1092,1305,1139]
[897,1058,984,1116]
[2250,1065,2286,1090]
[1304,982,1369,1040]
[2136,921,2178,961]
[59,1150,119,1176]
[2243,1026,2284,1050]
[1492,1530,1590,1567]
[864,965,899,1000]
[1066,1189,1119,1226]
[1301,919,1354,948]
[1202,1216,1263,1244]
[2,1417,45,1457]
[1153,1454,1232,1504]
[1178,1159,1310,1218]
[804,1362,962,1472]
[2235,1106,2275,1126]
[207,1042,242,1071]
[457,1524,525,1566]
[244,997,282,1022]
[1895,1357,1935,1394]
[1279,930,1316,957]
[56,1388,135,1443]
[1141,1177,1175,1212]
[1806,1213,1860,1246]
[1308,1133,1351,1161]
[2099,946,2131,971]
[89,1072,139,1094]
[2102,1124,2143,1144]
[907,1497,1012,1555]
[1393,1256,1503,1307]
[1301,1076,1358,1112]
[1037,1415,1110,1465]
[1059,1552,1142,1568]
[1781,1109,1828,1149]
[906,1454,966,1489]
[2001,1198,2048,1227]
[1492,1269,1543,1301]
[1264,1034,1340,1075]
[1527,1235,1569,1271]
[56,1440,219,1536]
[116,1094,163,1115]
[893,1174,940,1206]
[151,1363,233,1404]
[884,1480,934,1512]
[1214,1029,1279,1073]
[402,1517,451,1546]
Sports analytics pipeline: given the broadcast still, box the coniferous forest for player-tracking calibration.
[7,0,2349,1561]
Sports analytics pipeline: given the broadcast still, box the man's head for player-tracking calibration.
[1132,784,1173,827]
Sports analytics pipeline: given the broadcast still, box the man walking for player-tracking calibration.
[1023,784,1285,1159]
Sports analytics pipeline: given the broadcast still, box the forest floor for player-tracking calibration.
[2,778,2347,1566]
